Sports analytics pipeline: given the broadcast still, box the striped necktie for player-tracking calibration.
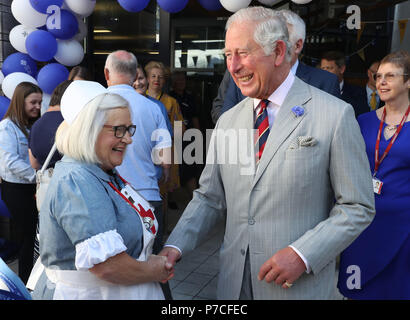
[254,99,270,163]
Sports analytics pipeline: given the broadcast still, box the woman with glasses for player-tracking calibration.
[338,50,410,299]
[32,81,173,300]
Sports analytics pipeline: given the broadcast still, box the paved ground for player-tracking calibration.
[164,187,344,300]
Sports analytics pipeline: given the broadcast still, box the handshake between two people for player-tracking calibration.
[157,246,306,289]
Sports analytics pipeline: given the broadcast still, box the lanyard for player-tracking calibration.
[374,105,410,176]
[108,174,156,234]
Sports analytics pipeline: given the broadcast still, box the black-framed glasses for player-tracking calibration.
[103,125,136,138]
[373,72,409,82]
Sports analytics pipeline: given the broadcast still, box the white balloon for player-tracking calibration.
[258,0,282,5]
[0,71,4,85]
[11,0,47,28]
[9,24,36,54]
[1,72,38,100]
[74,15,88,42]
[54,39,85,66]
[291,0,313,4]
[64,0,96,17]
[220,0,251,13]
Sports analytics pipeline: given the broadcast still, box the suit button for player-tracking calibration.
[248,218,255,225]
[240,249,246,256]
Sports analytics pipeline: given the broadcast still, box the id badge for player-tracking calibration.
[372,178,383,195]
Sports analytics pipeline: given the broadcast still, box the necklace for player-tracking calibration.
[384,124,397,140]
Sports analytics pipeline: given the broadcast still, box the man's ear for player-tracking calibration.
[367,68,372,80]
[274,40,287,66]
[104,68,109,81]
[294,38,304,55]
[340,65,346,75]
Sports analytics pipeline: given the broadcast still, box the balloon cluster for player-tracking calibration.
[117,0,313,15]
[117,0,223,13]
[1,0,94,114]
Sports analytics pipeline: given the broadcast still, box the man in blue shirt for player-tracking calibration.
[362,60,384,111]
[104,51,172,255]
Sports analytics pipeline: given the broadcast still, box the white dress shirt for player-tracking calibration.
[290,59,299,75]
[253,70,295,130]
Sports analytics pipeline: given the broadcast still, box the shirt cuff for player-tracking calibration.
[75,229,127,270]
[289,245,311,274]
[164,245,182,256]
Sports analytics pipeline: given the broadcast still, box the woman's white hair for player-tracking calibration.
[226,6,291,61]
[56,93,130,164]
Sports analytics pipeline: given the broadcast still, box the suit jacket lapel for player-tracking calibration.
[231,97,257,180]
[252,77,312,188]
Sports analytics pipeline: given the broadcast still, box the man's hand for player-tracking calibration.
[158,247,181,269]
[147,254,174,284]
[258,247,306,289]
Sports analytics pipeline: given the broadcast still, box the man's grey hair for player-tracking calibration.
[279,9,306,46]
[56,93,130,164]
[105,50,138,80]
[226,6,291,61]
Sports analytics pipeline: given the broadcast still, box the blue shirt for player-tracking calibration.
[366,85,381,110]
[146,95,173,180]
[0,118,36,183]
[146,95,173,137]
[107,85,172,201]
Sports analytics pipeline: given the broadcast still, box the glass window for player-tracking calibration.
[172,23,226,74]
[93,0,158,59]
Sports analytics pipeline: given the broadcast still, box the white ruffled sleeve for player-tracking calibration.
[75,229,127,270]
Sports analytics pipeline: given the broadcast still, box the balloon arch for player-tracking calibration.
[0,0,312,118]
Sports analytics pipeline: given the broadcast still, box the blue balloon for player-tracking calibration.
[30,0,63,14]
[26,30,57,62]
[0,96,10,120]
[1,53,38,78]
[157,0,188,13]
[198,0,223,11]
[47,9,78,40]
[36,63,69,94]
[118,0,150,12]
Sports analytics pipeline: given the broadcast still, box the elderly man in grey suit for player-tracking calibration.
[160,6,375,300]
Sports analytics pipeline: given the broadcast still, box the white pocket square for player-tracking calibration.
[288,136,317,150]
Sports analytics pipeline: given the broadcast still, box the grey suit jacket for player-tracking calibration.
[166,77,375,300]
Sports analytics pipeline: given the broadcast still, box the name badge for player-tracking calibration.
[372,178,383,195]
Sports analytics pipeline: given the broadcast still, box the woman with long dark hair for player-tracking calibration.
[0,82,42,284]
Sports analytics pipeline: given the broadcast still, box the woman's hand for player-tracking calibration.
[146,254,174,283]
[90,252,174,285]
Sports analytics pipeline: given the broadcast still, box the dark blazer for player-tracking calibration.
[341,82,370,118]
[221,62,341,114]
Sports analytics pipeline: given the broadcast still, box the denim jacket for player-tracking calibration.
[0,118,36,183]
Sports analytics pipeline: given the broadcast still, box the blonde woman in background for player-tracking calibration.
[145,61,185,210]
